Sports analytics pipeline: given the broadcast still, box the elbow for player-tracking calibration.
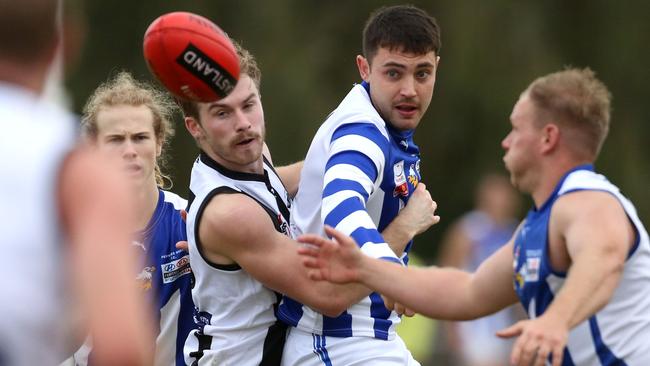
[319,305,347,318]
[314,294,351,318]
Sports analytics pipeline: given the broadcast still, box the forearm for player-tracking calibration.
[357,257,478,320]
[306,280,372,317]
[544,251,623,328]
[381,214,414,256]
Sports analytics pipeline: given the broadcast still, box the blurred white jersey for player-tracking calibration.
[0,83,77,366]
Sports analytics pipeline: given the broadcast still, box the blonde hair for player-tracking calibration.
[82,71,178,188]
[526,67,611,159]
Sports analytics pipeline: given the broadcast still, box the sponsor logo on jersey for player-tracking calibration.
[161,254,192,284]
[393,160,408,197]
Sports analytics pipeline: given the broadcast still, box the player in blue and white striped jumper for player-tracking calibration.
[278,5,442,365]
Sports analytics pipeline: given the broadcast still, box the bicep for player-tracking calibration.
[558,192,632,261]
[202,195,320,298]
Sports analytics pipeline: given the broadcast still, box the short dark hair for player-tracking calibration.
[0,0,59,63]
[178,40,261,120]
[362,5,441,63]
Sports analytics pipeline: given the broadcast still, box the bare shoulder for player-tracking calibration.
[200,192,280,251]
[552,190,633,252]
[553,190,627,225]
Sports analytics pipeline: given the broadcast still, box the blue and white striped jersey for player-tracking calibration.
[278,82,422,340]
[513,165,650,365]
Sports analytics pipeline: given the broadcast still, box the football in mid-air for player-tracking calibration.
[143,11,240,102]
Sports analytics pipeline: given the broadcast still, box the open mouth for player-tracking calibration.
[236,137,255,146]
[395,105,418,117]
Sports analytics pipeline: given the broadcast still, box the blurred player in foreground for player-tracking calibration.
[0,0,152,365]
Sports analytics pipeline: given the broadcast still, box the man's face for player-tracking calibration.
[188,75,266,173]
[357,47,439,131]
[501,93,542,193]
[95,104,161,189]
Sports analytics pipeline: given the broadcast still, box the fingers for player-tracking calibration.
[297,233,327,248]
[381,295,395,311]
[393,302,406,315]
[533,344,550,366]
[324,225,355,247]
[180,209,187,222]
[303,267,324,281]
[297,244,319,257]
[515,336,539,366]
[496,322,522,339]
[551,343,564,366]
[175,240,189,251]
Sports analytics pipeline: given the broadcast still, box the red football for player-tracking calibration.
[143,12,240,102]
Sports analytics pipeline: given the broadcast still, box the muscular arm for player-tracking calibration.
[198,193,371,317]
[544,191,631,328]
[299,226,518,320]
[495,191,633,366]
[59,148,153,366]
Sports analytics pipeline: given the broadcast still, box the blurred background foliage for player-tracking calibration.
[66,0,649,262]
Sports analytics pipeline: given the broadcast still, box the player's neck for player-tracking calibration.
[0,60,50,94]
[531,157,588,208]
[132,182,160,231]
[203,148,264,175]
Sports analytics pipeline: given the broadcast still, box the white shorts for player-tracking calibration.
[281,327,420,366]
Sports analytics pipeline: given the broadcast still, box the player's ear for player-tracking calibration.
[356,55,370,82]
[185,116,203,140]
[540,123,560,154]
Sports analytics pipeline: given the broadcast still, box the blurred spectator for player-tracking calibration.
[434,174,523,366]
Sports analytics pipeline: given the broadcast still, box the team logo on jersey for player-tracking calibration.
[513,244,524,289]
[136,266,156,291]
[161,254,192,284]
[407,164,419,186]
[278,214,291,237]
[393,160,408,197]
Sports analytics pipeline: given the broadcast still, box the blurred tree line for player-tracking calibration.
[67,0,650,261]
